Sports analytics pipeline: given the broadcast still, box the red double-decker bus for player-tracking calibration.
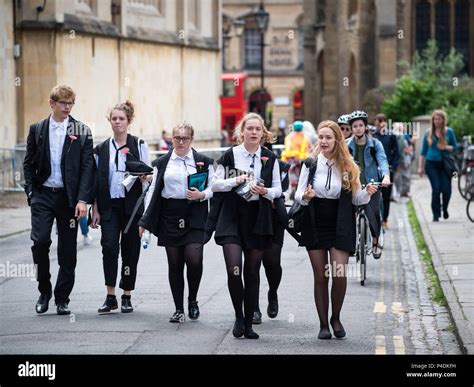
[220,72,248,143]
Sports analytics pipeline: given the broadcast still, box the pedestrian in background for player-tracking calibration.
[373,113,400,229]
[418,109,457,221]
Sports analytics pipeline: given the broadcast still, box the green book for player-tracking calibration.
[187,171,208,203]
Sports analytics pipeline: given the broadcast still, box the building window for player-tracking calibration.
[223,80,236,97]
[76,0,94,14]
[317,0,326,24]
[244,29,262,70]
[414,0,472,75]
[293,90,304,120]
[455,0,470,74]
[187,0,200,30]
[415,0,431,52]
[435,0,451,57]
[297,28,304,70]
[128,0,163,15]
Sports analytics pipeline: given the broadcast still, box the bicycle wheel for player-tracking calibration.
[458,168,468,199]
[358,217,367,286]
[467,197,474,223]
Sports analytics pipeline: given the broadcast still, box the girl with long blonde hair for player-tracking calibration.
[209,112,282,339]
[295,120,378,340]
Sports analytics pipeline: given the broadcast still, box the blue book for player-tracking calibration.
[187,171,208,203]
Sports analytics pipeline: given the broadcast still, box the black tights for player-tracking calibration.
[308,248,349,332]
[255,242,283,311]
[165,244,203,311]
[223,244,262,328]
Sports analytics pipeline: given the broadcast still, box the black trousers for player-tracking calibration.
[30,188,78,304]
[380,171,394,222]
[365,190,382,239]
[100,199,141,291]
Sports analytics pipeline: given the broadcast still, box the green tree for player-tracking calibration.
[381,40,473,138]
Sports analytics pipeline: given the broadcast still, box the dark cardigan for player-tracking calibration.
[138,149,214,237]
[204,146,278,243]
[300,159,357,254]
[94,134,144,221]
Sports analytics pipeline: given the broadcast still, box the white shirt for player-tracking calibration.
[295,153,370,206]
[43,115,69,188]
[144,149,214,210]
[107,138,150,199]
[211,144,282,201]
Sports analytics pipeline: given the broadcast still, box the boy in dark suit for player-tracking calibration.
[23,84,95,315]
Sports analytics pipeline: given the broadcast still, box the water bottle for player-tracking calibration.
[141,230,151,249]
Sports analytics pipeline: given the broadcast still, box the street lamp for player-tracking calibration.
[254,0,269,121]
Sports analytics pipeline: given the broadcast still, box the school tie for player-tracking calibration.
[112,139,127,171]
[325,161,333,191]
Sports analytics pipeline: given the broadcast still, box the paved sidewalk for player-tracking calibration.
[411,175,474,354]
[0,205,31,238]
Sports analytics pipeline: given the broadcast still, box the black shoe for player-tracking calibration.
[188,300,200,321]
[318,328,332,340]
[433,217,439,222]
[443,210,449,219]
[121,296,133,313]
[330,318,346,339]
[35,292,52,314]
[98,296,118,314]
[244,327,259,339]
[267,291,279,318]
[252,310,262,324]
[232,318,244,338]
[56,302,70,315]
[169,310,185,323]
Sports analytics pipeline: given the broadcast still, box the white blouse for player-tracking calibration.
[144,149,214,211]
[211,144,282,202]
[107,138,150,199]
[295,153,371,206]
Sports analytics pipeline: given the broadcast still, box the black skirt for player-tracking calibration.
[215,196,272,250]
[157,198,204,247]
[271,207,285,247]
[305,197,339,251]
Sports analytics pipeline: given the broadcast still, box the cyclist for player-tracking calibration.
[337,114,352,140]
[346,110,390,259]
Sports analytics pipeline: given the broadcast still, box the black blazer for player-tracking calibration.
[93,134,145,221]
[23,115,95,207]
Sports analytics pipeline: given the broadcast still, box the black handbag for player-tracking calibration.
[442,154,457,177]
[287,158,317,233]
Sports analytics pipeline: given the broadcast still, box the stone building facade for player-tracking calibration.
[2,0,222,147]
[303,0,474,124]
[222,0,304,131]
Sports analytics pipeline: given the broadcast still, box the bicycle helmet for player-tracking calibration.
[348,110,368,125]
[292,120,304,132]
[337,114,350,125]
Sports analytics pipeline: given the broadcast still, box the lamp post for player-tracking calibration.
[254,0,269,120]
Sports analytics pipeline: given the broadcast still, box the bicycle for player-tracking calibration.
[355,182,384,286]
[466,183,474,223]
[355,205,371,286]
[457,136,474,200]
